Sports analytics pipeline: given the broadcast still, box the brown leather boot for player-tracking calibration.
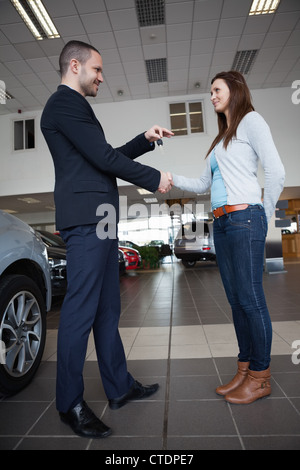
[225,367,271,404]
[216,361,249,396]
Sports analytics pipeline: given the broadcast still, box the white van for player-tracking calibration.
[174,220,216,268]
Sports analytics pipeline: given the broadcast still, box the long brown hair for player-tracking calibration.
[206,70,254,157]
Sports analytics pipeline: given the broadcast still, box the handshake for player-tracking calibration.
[158,171,173,194]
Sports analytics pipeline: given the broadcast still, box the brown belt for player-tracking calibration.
[213,204,249,219]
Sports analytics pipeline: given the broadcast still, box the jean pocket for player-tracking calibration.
[228,210,251,229]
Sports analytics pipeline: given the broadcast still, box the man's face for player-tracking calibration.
[77,50,103,97]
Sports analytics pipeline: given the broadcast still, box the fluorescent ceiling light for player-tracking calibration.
[10,0,60,40]
[249,0,280,15]
[0,89,14,103]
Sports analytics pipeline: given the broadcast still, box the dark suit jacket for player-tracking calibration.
[41,85,160,230]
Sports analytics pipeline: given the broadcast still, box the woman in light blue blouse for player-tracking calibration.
[172,71,285,405]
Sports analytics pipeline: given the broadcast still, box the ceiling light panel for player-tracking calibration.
[10,0,60,40]
[249,0,280,16]
[136,0,165,27]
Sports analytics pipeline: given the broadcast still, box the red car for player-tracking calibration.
[119,246,141,270]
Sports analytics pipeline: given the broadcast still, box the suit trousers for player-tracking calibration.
[56,224,134,412]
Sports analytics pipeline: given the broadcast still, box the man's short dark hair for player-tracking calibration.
[59,40,100,77]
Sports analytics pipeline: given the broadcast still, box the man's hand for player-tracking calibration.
[158,171,173,194]
[145,125,174,143]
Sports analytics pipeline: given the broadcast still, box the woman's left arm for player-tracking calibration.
[246,112,285,222]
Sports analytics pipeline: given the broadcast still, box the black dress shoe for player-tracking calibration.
[59,401,112,438]
[109,380,159,410]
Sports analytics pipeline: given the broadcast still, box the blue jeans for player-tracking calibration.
[213,205,272,371]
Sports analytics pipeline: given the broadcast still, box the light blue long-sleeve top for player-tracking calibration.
[172,111,285,222]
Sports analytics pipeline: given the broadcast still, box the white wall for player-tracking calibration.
[0,86,299,198]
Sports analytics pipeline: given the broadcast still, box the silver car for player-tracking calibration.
[0,210,52,396]
[174,220,216,267]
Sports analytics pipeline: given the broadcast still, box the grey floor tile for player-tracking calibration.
[243,435,300,450]
[230,398,300,435]
[167,436,243,450]
[167,400,237,436]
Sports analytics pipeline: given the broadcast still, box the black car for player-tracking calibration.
[118,248,126,275]
[38,231,126,294]
[37,231,67,297]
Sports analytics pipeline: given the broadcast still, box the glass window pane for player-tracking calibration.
[189,102,204,133]
[25,119,35,149]
[169,103,187,136]
[14,120,23,150]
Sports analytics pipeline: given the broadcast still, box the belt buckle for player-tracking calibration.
[214,207,223,219]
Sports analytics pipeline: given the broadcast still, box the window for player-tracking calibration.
[169,101,204,136]
[14,118,35,150]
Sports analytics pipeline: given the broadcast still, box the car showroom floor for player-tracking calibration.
[1,258,300,451]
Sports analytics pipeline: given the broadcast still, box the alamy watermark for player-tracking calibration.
[291,80,300,105]
[292,340,300,365]
[0,340,6,365]
[96,197,205,240]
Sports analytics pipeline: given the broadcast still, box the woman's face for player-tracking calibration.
[210,78,230,117]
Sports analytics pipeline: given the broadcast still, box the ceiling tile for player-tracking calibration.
[143,43,167,60]
[166,1,194,24]
[222,0,252,18]
[103,62,124,76]
[238,33,265,50]
[269,12,300,32]
[214,36,240,53]
[119,46,144,62]
[168,56,189,70]
[6,60,33,75]
[193,0,223,22]
[43,0,78,17]
[14,42,45,60]
[192,20,219,40]
[26,57,55,73]
[108,9,138,30]
[218,18,246,37]
[168,40,190,57]
[141,25,166,45]
[105,0,135,10]
[73,0,106,14]
[89,32,117,50]
[80,12,111,34]
[189,53,212,68]
[0,44,22,61]
[122,61,146,75]
[55,16,87,36]
[191,38,215,55]
[99,49,121,65]
[244,15,273,35]
[115,29,141,48]
[1,23,33,44]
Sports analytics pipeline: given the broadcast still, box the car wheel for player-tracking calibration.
[182,260,196,268]
[0,275,46,397]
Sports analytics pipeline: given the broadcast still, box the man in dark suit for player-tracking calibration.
[41,40,173,439]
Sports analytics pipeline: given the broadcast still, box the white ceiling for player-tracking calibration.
[0,0,300,115]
